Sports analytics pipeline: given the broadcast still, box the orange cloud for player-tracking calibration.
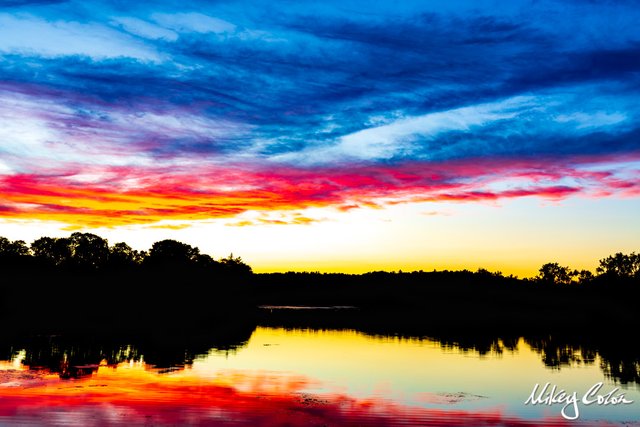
[1,153,638,228]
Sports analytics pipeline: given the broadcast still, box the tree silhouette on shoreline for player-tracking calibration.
[596,252,640,279]
[145,239,202,269]
[0,232,637,287]
[0,233,252,276]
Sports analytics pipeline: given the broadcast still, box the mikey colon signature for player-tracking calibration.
[524,382,634,420]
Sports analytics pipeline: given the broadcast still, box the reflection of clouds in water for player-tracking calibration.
[0,364,587,426]
[0,364,52,389]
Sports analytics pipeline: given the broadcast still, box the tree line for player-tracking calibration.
[0,232,252,276]
[0,232,638,285]
[535,253,640,285]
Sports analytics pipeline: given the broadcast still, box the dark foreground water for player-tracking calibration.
[1,326,639,426]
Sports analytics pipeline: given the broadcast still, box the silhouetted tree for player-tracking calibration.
[108,242,145,269]
[0,237,29,257]
[596,252,640,280]
[193,253,220,269]
[537,262,576,285]
[145,239,200,269]
[68,232,109,269]
[0,237,30,270]
[576,269,594,284]
[220,253,253,276]
[476,268,504,278]
[31,237,72,267]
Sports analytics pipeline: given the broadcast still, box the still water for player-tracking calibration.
[1,327,638,426]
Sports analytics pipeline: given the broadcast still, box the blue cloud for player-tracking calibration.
[1,0,639,168]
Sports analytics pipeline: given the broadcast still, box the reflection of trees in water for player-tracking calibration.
[367,333,639,387]
[0,339,142,379]
[525,337,597,368]
[433,336,520,356]
[435,335,639,387]
[1,327,638,386]
[0,325,255,379]
[599,352,640,386]
[521,336,639,386]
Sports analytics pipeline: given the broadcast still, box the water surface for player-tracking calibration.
[1,327,638,426]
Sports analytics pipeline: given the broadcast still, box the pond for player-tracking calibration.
[0,326,638,426]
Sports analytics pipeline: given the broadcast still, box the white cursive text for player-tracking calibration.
[524,382,634,420]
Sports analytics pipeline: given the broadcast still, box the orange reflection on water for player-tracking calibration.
[0,360,602,427]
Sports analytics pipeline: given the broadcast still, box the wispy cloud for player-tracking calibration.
[1,154,638,227]
[150,12,236,34]
[0,13,161,60]
[111,16,179,41]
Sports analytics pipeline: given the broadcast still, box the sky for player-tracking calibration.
[0,0,639,276]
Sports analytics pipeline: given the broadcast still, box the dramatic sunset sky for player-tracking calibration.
[1,0,639,275]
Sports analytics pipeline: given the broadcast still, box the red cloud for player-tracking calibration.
[0,153,638,227]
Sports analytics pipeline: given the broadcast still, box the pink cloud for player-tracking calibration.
[1,153,639,227]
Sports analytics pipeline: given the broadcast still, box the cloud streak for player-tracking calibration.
[1,153,638,227]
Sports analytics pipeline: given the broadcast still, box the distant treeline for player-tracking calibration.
[0,232,638,285]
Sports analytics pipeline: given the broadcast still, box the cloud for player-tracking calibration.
[554,112,627,129]
[0,14,161,61]
[112,17,178,41]
[422,210,452,217]
[151,12,236,34]
[226,212,322,227]
[0,85,250,171]
[275,96,535,163]
[148,223,192,230]
[0,0,67,5]
[1,154,638,227]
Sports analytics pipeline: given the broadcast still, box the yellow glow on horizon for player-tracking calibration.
[0,196,638,278]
